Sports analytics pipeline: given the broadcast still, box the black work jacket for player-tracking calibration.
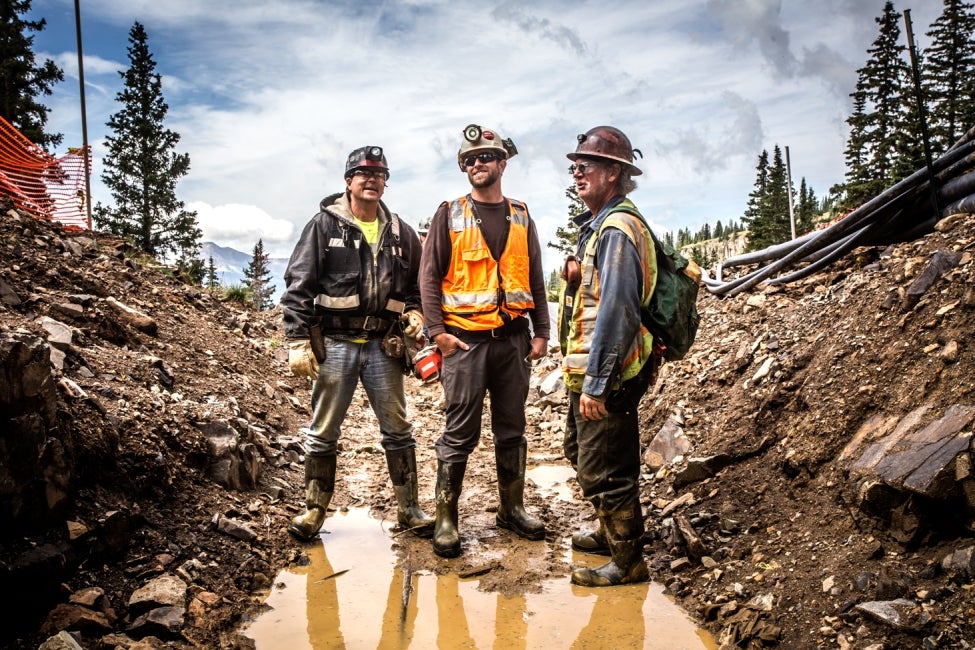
[281,192,422,339]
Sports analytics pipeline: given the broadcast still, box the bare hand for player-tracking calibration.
[433,332,469,357]
[526,336,547,361]
[579,393,608,421]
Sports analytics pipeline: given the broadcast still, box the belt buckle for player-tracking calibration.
[491,324,505,339]
[362,316,376,331]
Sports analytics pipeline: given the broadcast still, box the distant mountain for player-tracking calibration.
[200,242,289,304]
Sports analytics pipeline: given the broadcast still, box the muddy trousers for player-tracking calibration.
[495,442,546,540]
[433,459,466,558]
[289,454,336,542]
[570,499,649,587]
[385,448,434,537]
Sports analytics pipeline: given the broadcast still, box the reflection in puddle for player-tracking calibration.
[526,464,576,501]
[244,507,716,649]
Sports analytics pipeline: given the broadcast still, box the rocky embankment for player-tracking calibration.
[2,200,975,649]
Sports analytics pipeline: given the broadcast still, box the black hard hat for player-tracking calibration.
[345,146,389,179]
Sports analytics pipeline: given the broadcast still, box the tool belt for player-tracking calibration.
[445,316,529,342]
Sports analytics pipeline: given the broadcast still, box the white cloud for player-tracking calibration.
[190,202,296,258]
[29,0,945,270]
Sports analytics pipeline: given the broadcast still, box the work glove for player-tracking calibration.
[288,339,319,379]
[402,310,424,339]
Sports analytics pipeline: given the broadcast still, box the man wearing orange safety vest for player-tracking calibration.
[419,124,550,558]
[559,126,659,587]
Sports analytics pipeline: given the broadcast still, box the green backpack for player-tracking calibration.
[612,206,702,362]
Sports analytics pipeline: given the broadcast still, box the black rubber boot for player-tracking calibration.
[288,454,336,542]
[433,459,466,558]
[570,500,649,587]
[571,522,611,555]
[495,443,546,540]
[385,447,434,537]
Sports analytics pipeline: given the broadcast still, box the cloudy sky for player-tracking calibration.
[28,0,941,272]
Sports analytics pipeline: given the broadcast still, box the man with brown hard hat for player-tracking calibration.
[281,145,433,542]
[419,124,551,558]
[559,126,661,586]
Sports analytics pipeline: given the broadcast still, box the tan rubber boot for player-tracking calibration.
[570,500,649,587]
[288,454,336,541]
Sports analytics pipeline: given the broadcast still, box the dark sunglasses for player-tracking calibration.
[568,161,604,175]
[464,152,501,167]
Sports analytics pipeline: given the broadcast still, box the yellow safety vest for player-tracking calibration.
[441,196,535,331]
[560,200,656,393]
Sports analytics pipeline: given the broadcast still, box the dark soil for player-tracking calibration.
[1,203,974,649]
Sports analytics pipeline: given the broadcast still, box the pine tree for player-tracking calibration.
[742,150,770,251]
[0,0,63,151]
[545,268,561,302]
[841,1,910,208]
[743,146,797,251]
[205,256,219,291]
[177,255,205,285]
[93,22,201,261]
[923,0,975,152]
[244,239,275,311]
[796,178,819,235]
[548,183,587,256]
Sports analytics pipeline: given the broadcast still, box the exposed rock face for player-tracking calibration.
[0,206,305,648]
[0,330,67,530]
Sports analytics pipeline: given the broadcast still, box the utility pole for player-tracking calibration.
[785,145,796,240]
[73,0,92,229]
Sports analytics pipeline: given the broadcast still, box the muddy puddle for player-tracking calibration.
[244,468,716,650]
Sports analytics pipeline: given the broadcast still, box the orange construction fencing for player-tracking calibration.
[0,114,90,230]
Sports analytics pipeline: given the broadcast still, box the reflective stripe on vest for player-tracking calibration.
[441,196,535,330]
[561,200,655,391]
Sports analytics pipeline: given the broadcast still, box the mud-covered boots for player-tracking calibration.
[571,521,611,555]
[288,454,336,541]
[385,447,434,537]
[570,501,649,587]
[432,459,466,558]
[495,443,546,541]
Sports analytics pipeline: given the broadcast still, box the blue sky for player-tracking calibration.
[27,0,942,272]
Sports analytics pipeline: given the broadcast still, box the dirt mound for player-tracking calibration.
[1,200,974,649]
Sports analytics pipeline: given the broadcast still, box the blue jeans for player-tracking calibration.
[304,336,415,456]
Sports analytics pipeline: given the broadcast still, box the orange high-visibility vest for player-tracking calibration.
[441,195,534,331]
[560,199,656,393]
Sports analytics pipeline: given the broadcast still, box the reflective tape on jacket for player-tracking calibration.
[561,199,656,392]
[441,195,535,330]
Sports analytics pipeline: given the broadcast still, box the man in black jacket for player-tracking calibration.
[281,146,432,541]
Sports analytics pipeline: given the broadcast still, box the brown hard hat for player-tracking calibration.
[567,126,643,176]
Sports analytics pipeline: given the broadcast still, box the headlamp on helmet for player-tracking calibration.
[566,126,643,176]
[345,145,390,179]
[457,124,517,171]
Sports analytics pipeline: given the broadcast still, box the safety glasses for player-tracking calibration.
[568,161,604,175]
[464,152,501,168]
[351,169,389,181]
